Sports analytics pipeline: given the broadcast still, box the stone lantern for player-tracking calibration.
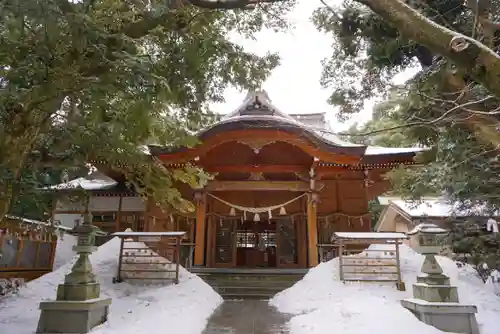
[401,223,479,334]
[408,223,448,254]
[407,223,451,286]
[36,209,112,334]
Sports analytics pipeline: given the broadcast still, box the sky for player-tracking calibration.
[210,0,420,131]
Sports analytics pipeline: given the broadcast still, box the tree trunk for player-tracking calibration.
[355,0,500,98]
[354,0,500,146]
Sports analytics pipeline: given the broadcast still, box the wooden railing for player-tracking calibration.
[180,243,195,272]
[317,244,338,262]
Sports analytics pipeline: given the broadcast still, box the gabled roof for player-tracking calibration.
[147,90,426,163]
[380,197,495,219]
[46,171,118,191]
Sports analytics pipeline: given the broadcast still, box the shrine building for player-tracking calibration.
[52,91,424,269]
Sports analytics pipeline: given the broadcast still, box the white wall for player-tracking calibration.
[56,196,145,212]
[53,213,83,229]
[89,197,120,211]
[55,199,84,211]
[121,196,146,211]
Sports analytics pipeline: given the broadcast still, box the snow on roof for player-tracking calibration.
[365,146,427,155]
[333,232,408,240]
[378,196,406,206]
[216,91,427,155]
[139,145,151,155]
[5,215,72,231]
[112,231,186,237]
[391,198,494,218]
[222,90,297,122]
[407,223,448,235]
[46,171,118,191]
[290,113,327,129]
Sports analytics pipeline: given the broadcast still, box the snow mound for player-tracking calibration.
[0,237,222,334]
[52,233,78,270]
[271,244,500,334]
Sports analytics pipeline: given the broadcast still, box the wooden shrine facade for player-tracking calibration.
[143,91,423,269]
[55,91,424,270]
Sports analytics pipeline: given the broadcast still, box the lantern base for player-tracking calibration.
[56,282,101,301]
[417,273,451,285]
[37,297,111,333]
[413,282,459,303]
[401,298,478,334]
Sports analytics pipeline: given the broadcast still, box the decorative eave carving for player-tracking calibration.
[248,172,266,181]
[237,139,276,154]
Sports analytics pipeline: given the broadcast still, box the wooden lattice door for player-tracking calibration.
[213,218,237,267]
[276,218,300,268]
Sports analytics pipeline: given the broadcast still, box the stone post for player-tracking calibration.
[37,205,112,334]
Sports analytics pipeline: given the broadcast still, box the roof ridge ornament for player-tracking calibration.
[240,90,275,116]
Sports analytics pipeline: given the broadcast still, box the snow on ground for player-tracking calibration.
[0,237,222,334]
[271,244,500,334]
[52,233,78,270]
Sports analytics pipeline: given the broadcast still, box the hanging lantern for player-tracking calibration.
[279,206,287,215]
[268,209,272,219]
[229,207,236,216]
[254,213,260,222]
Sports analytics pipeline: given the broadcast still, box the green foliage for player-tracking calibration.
[312,0,475,117]
[368,199,383,230]
[448,220,500,281]
[342,88,421,148]
[314,0,500,208]
[314,0,500,277]
[0,0,294,222]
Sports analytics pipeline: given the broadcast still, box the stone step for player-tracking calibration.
[220,292,275,300]
[196,271,304,300]
[213,285,286,296]
[200,278,299,287]
[197,274,304,283]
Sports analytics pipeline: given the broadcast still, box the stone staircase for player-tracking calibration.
[192,268,307,300]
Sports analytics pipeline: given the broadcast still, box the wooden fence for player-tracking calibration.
[332,232,408,291]
[112,231,186,284]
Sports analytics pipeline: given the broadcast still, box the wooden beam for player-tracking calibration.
[193,193,207,266]
[307,194,319,267]
[203,164,309,174]
[157,129,364,164]
[116,195,123,232]
[205,180,325,192]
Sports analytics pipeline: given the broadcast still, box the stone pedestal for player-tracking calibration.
[401,299,479,334]
[37,298,111,334]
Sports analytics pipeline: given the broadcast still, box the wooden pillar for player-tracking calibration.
[338,240,344,280]
[307,193,319,267]
[116,195,123,232]
[193,192,207,266]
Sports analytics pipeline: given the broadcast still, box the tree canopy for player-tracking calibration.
[314,0,500,275]
[0,0,295,224]
[314,0,500,212]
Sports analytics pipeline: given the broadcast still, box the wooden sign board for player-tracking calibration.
[138,236,161,242]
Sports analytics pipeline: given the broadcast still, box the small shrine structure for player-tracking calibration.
[50,91,425,270]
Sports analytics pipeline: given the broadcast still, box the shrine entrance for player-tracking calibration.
[209,215,306,268]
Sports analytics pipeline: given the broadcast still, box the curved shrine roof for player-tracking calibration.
[149,90,426,163]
